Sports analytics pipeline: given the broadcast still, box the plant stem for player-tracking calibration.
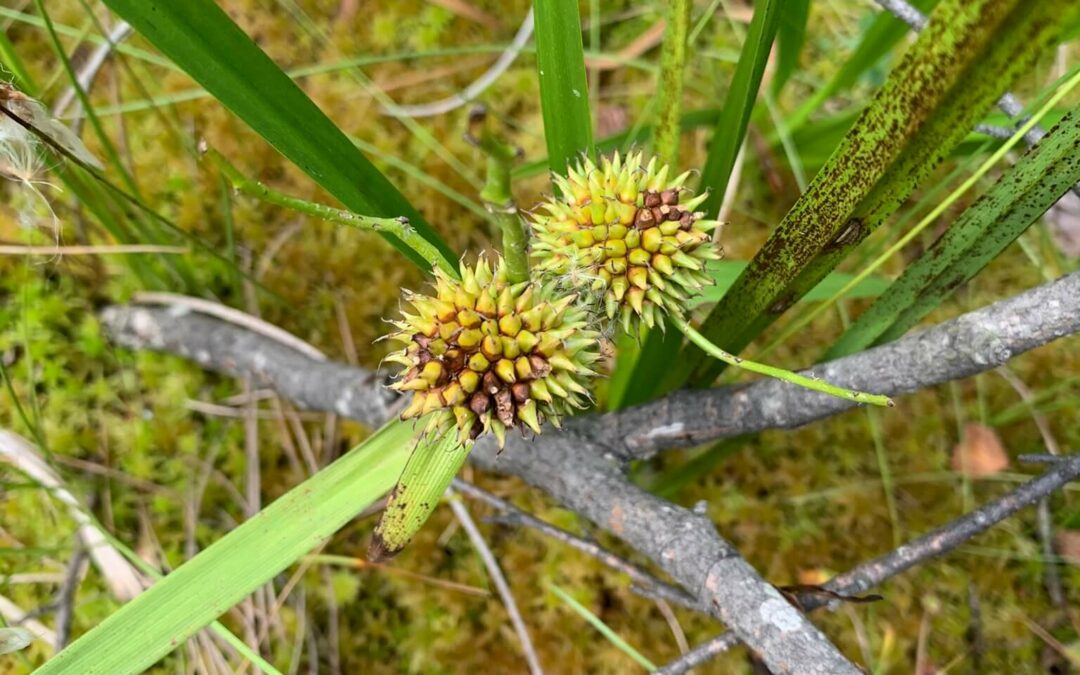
[671,314,893,407]
[467,110,530,283]
[653,0,692,166]
[204,147,457,277]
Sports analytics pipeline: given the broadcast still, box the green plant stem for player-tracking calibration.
[762,64,1080,360]
[653,0,692,166]
[671,314,893,407]
[469,119,530,284]
[205,148,456,278]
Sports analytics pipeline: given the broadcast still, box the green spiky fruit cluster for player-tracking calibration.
[530,152,722,331]
[386,255,601,447]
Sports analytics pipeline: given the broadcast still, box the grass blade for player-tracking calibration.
[533,0,594,176]
[100,0,456,271]
[677,0,1077,389]
[698,0,783,218]
[546,582,656,671]
[829,107,1080,357]
[514,108,720,180]
[772,0,809,95]
[39,421,414,674]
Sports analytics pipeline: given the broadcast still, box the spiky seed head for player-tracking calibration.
[386,254,601,447]
[530,151,723,332]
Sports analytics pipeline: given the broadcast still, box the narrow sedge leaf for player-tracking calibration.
[534,0,594,176]
[100,0,457,272]
[772,0,810,96]
[547,583,657,671]
[40,421,414,675]
[829,108,1080,357]
[698,0,783,217]
[678,0,1077,390]
[369,429,470,562]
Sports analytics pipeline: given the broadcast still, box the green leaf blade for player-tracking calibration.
[772,0,810,95]
[698,0,783,218]
[829,108,1080,357]
[678,0,1076,389]
[39,421,414,675]
[784,0,941,133]
[617,0,783,407]
[534,0,595,176]
[100,0,456,271]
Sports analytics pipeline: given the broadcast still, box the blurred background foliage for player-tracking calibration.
[1,0,1080,672]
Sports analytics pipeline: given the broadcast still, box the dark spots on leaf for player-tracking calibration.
[769,293,797,315]
[824,217,864,252]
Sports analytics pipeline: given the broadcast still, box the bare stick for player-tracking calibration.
[614,270,1080,460]
[52,544,87,651]
[99,272,1080,675]
[654,452,1080,674]
[100,305,398,428]
[446,491,545,675]
[53,21,133,121]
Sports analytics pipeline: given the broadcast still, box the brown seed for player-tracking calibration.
[444,350,465,373]
[643,191,661,208]
[469,391,491,416]
[651,207,664,224]
[634,207,655,229]
[511,382,531,403]
[528,354,552,378]
[494,388,515,427]
[483,371,500,395]
[413,333,432,349]
[679,211,694,229]
[660,189,679,205]
[416,349,433,366]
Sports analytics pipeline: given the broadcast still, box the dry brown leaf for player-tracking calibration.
[796,568,830,586]
[1054,530,1080,564]
[951,422,1009,477]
